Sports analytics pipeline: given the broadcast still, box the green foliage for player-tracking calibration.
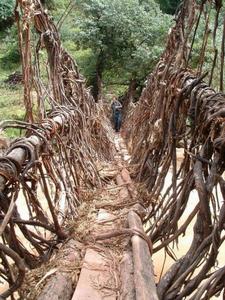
[0,25,20,69]
[1,46,20,69]
[187,8,225,90]
[0,83,24,137]
[74,0,172,91]
[0,23,23,138]
[40,0,56,10]
[157,0,182,15]
[0,0,15,29]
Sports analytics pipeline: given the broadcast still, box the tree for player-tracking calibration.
[74,0,172,101]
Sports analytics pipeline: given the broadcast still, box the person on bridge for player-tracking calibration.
[111,97,123,132]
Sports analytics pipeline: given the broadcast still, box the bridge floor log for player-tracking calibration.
[71,134,158,300]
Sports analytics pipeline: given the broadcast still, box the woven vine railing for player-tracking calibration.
[126,0,225,299]
[0,1,112,298]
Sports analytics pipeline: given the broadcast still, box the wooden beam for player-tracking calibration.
[128,211,159,300]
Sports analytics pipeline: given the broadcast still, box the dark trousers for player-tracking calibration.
[113,110,122,132]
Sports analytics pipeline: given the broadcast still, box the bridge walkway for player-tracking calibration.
[32,133,158,300]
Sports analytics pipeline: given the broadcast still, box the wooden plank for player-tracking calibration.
[37,239,82,300]
[120,251,135,300]
[72,248,117,300]
[121,168,132,184]
[116,174,129,200]
[37,273,73,300]
[128,211,158,300]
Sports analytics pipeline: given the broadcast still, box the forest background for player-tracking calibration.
[0,0,179,137]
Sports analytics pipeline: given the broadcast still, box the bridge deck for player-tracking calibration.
[35,134,158,300]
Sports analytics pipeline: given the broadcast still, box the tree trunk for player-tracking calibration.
[122,78,138,116]
[92,53,104,102]
[127,78,138,101]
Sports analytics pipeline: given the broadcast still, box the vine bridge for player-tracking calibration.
[1,0,225,299]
